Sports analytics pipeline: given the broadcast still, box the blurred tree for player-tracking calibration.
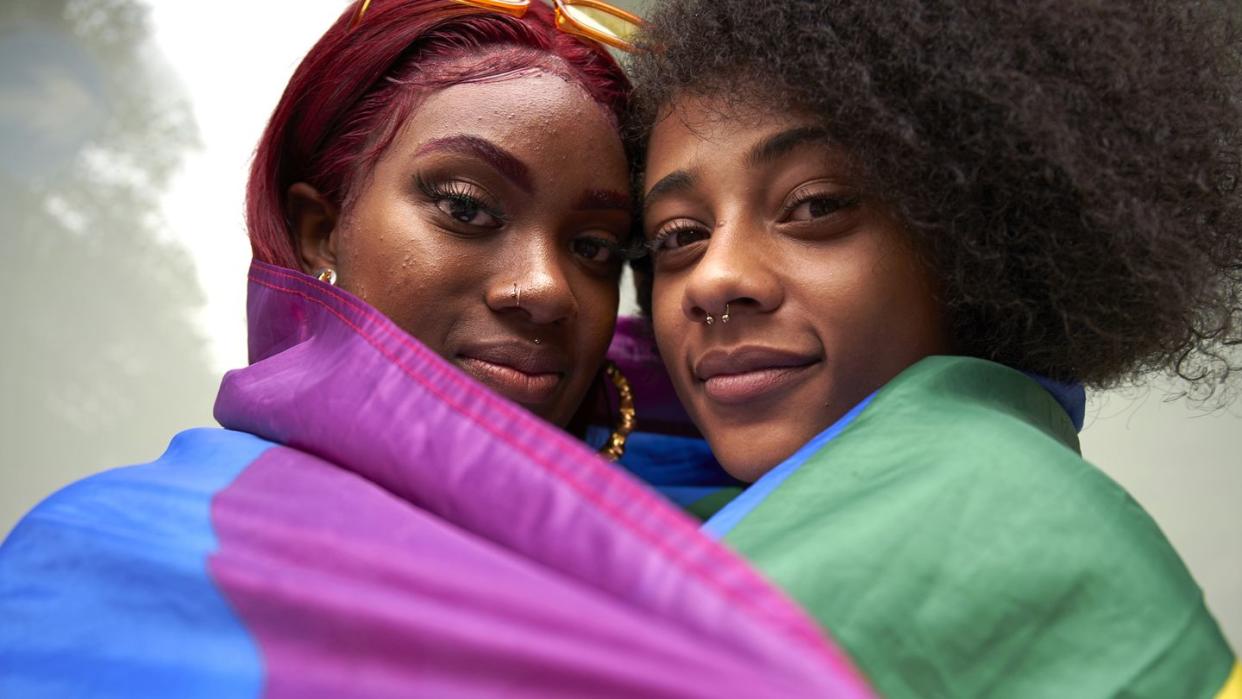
[0,0,217,533]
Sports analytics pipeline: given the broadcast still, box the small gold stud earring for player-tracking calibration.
[316,268,337,286]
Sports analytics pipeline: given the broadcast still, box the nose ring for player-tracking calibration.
[705,303,730,327]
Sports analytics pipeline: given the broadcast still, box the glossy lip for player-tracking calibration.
[693,345,821,405]
[456,340,568,406]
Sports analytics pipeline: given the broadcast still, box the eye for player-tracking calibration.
[436,195,501,228]
[418,176,505,229]
[570,235,621,264]
[648,221,709,255]
[783,191,860,223]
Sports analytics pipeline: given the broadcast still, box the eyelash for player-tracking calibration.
[644,190,861,258]
[571,236,628,265]
[418,174,638,269]
[416,175,507,225]
[779,190,861,221]
[646,220,708,255]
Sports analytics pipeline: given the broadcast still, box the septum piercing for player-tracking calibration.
[705,303,731,326]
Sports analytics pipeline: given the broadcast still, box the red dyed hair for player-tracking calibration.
[246,0,631,268]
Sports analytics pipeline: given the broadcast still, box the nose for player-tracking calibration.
[488,236,577,325]
[681,222,782,325]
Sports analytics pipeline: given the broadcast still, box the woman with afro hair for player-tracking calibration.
[628,0,1241,696]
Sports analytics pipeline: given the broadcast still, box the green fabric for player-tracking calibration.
[723,356,1234,698]
[685,486,745,521]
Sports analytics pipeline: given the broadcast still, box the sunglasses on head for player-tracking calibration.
[351,0,644,53]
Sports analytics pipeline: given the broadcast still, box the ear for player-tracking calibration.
[287,182,340,274]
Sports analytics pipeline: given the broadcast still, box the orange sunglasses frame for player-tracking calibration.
[350,0,644,52]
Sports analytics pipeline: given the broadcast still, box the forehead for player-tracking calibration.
[397,71,622,164]
[644,94,827,181]
[660,93,778,135]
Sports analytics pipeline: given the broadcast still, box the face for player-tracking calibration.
[293,71,631,428]
[642,96,950,481]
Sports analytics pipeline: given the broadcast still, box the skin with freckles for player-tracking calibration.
[290,69,631,428]
[643,96,950,481]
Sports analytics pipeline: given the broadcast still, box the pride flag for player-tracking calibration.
[0,261,870,697]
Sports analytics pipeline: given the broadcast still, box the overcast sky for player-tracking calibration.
[148,0,352,372]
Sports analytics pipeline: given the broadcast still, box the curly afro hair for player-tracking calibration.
[627,0,1242,395]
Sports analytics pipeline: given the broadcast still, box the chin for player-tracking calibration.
[709,433,802,484]
[691,405,827,483]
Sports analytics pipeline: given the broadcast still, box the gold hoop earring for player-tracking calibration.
[316,268,338,286]
[721,303,730,324]
[599,360,636,462]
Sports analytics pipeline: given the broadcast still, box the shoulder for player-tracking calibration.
[727,357,1234,698]
[834,358,1197,581]
[860,355,1083,461]
[730,357,1098,545]
[3,428,275,560]
[3,427,274,549]
[0,428,275,698]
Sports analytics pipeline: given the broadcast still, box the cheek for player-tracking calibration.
[363,194,449,268]
[576,277,620,351]
[650,276,689,375]
[854,241,941,340]
[801,238,942,364]
[335,207,481,342]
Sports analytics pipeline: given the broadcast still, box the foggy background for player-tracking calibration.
[1,0,1238,648]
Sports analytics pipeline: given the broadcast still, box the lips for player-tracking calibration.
[456,341,567,406]
[693,346,821,405]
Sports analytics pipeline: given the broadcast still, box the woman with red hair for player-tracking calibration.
[0,1,872,697]
[249,0,635,431]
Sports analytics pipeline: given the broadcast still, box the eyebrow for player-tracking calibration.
[747,126,834,168]
[415,135,533,193]
[642,171,697,214]
[641,127,833,211]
